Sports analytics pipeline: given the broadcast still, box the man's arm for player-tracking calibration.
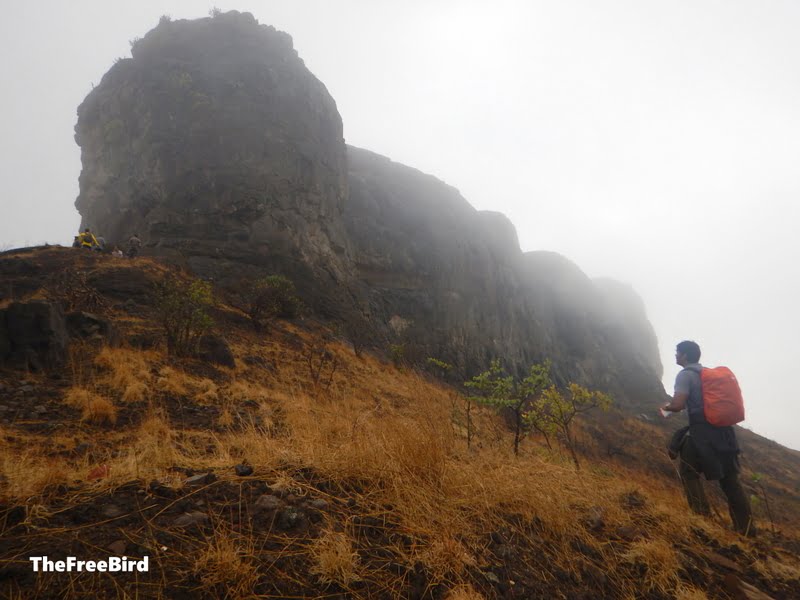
[662,391,688,412]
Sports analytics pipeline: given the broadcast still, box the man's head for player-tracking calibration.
[84,228,91,233]
[676,340,701,366]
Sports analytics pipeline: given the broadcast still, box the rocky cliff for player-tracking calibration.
[75,10,356,310]
[344,148,664,407]
[75,11,666,407]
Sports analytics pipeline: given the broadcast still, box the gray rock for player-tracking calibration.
[173,511,209,527]
[483,571,501,584]
[107,540,127,555]
[254,494,283,512]
[277,507,303,530]
[234,464,253,477]
[20,385,35,393]
[184,473,217,486]
[66,312,119,345]
[582,507,606,532]
[1,301,69,371]
[72,443,92,455]
[101,505,125,519]
[197,334,235,368]
[306,499,329,511]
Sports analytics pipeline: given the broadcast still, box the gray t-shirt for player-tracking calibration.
[674,362,705,422]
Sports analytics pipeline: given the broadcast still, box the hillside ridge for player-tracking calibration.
[0,247,799,599]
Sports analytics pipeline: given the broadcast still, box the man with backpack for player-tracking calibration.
[77,228,99,250]
[662,340,755,536]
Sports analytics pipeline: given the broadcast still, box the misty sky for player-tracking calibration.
[2,1,799,450]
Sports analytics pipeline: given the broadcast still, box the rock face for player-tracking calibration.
[75,10,355,308]
[344,148,664,407]
[74,11,667,407]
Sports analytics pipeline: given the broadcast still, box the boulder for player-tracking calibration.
[173,511,209,528]
[197,334,235,368]
[66,311,119,344]
[1,301,69,371]
[183,472,217,486]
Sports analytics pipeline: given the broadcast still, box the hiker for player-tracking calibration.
[126,233,142,258]
[77,228,99,250]
[95,235,106,252]
[662,340,755,536]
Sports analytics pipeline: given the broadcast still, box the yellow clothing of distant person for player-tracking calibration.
[78,230,99,249]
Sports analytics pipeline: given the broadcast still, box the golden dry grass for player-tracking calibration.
[622,539,681,593]
[155,365,194,396]
[0,448,70,500]
[309,525,361,586]
[63,386,117,424]
[2,319,798,599]
[194,378,219,404]
[752,556,800,581]
[445,584,486,600]
[674,586,710,600]
[192,524,259,598]
[95,346,156,402]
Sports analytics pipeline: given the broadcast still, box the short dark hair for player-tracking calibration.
[676,340,701,363]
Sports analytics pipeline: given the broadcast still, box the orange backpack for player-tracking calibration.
[696,366,746,426]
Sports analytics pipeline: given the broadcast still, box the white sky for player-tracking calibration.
[2,1,798,450]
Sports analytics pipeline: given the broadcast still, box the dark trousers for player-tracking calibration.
[679,436,756,536]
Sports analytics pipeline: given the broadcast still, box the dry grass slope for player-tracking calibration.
[0,248,798,599]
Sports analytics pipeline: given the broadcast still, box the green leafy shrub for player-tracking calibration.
[390,344,405,368]
[465,359,552,456]
[155,277,214,357]
[234,275,301,330]
[465,360,612,464]
[537,383,612,469]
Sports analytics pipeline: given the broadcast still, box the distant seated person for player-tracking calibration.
[112,246,124,258]
[95,235,106,252]
[77,228,99,250]
[126,233,142,258]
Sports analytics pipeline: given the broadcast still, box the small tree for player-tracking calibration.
[390,344,406,368]
[235,275,301,330]
[342,312,371,358]
[155,277,214,357]
[750,472,775,534]
[426,357,453,379]
[465,359,552,456]
[539,383,612,469]
[429,357,475,449]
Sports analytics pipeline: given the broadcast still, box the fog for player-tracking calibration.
[2,1,798,450]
